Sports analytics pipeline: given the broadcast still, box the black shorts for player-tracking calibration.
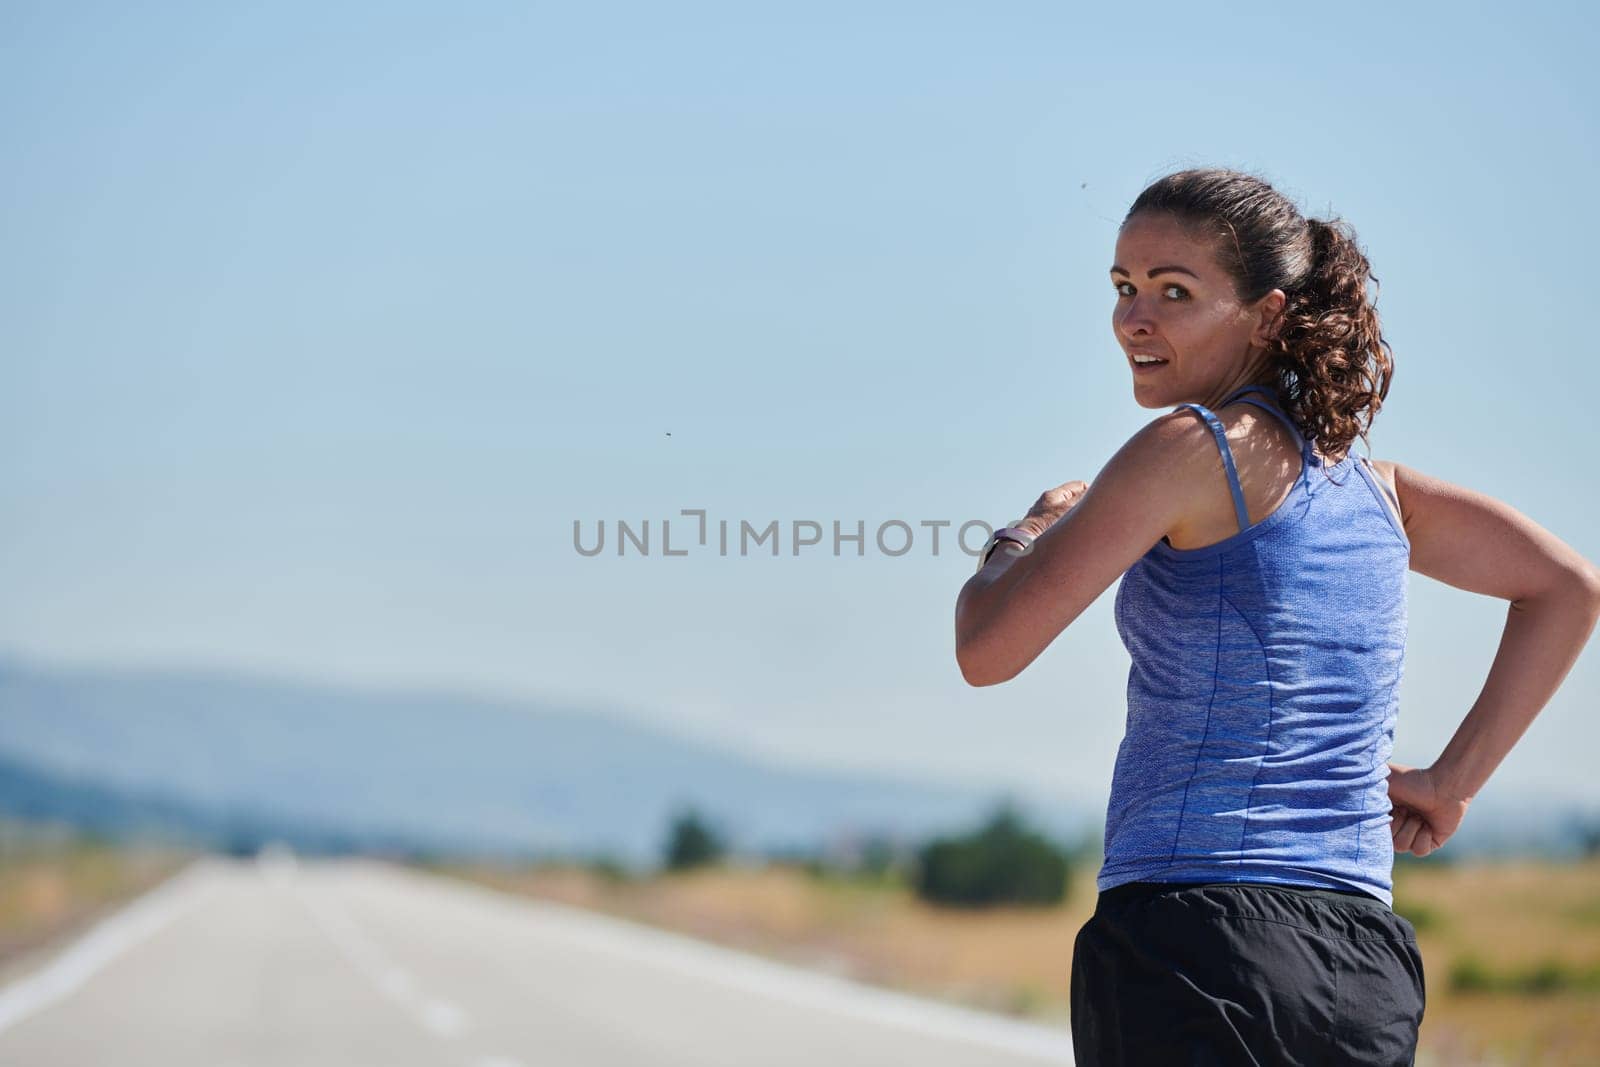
[1070,880,1426,1066]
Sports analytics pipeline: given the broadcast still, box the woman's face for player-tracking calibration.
[1110,211,1279,409]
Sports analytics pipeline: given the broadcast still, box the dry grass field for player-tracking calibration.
[0,832,187,977]
[1395,858,1600,1066]
[445,856,1600,1067]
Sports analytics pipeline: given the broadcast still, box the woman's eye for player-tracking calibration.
[1113,281,1187,300]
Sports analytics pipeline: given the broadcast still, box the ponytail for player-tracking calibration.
[1267,216,1394,464]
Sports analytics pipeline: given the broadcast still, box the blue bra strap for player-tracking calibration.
[1177,402,1251,534]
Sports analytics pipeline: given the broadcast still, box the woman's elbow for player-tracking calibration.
[955,638,1017,687]
[1582,560,1600,618]
[954,585,1027,685]
[959,657,1010,688]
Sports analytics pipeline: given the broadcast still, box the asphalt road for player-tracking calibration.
[0,854,1075,1066]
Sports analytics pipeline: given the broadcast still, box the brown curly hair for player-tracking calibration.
[1124,167,1394,467]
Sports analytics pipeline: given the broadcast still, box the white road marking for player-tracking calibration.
[419,998,467,1037]
[380,967,417,1003]
[0,859,216,1036]
[286,863,473,1041]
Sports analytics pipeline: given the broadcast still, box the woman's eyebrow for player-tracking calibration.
[1109,264,1201,279]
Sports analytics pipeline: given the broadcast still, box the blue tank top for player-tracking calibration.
[1098,384,1410,907]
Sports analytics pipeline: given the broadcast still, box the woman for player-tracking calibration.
[953,167,1600,1065]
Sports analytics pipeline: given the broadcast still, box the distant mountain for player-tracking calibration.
[0,752,412,856]
[0,657,1092,865]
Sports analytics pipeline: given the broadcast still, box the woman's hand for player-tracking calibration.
[1017,480,1091,539]
[1386,760,1471,857]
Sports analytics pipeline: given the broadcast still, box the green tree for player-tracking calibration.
[662,806,725,871]
[913,801,1070,908]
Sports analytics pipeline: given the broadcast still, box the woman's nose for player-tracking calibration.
[1118,297,1158,340]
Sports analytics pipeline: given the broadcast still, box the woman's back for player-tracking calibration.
[1100,383,1410,905]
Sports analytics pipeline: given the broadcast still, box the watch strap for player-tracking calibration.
[979,524,1037,568]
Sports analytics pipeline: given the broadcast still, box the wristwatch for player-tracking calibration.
[976,523,1037,572]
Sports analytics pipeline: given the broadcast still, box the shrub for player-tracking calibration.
[662,806,725,871]
[1448,954,1600,995]
[1449,954,1495,992]
[913,802,1070,908]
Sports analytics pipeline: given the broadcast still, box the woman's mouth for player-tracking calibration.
[1131,354,1168,373]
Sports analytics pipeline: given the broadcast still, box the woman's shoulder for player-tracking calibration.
[1112,406,1238,489]
[1098,407,1256,551]
[1144,399,1311,549]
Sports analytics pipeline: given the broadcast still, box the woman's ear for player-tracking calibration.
[1250,289,1288,347]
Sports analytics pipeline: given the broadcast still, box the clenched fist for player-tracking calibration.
[1017,480,1090,540]
[1386,760,1471,858]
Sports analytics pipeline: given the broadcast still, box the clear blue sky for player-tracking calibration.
[3,1,1597,808]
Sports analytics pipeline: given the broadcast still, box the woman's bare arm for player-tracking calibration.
[954,410,1215,686]
[1390,460,1600,807]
